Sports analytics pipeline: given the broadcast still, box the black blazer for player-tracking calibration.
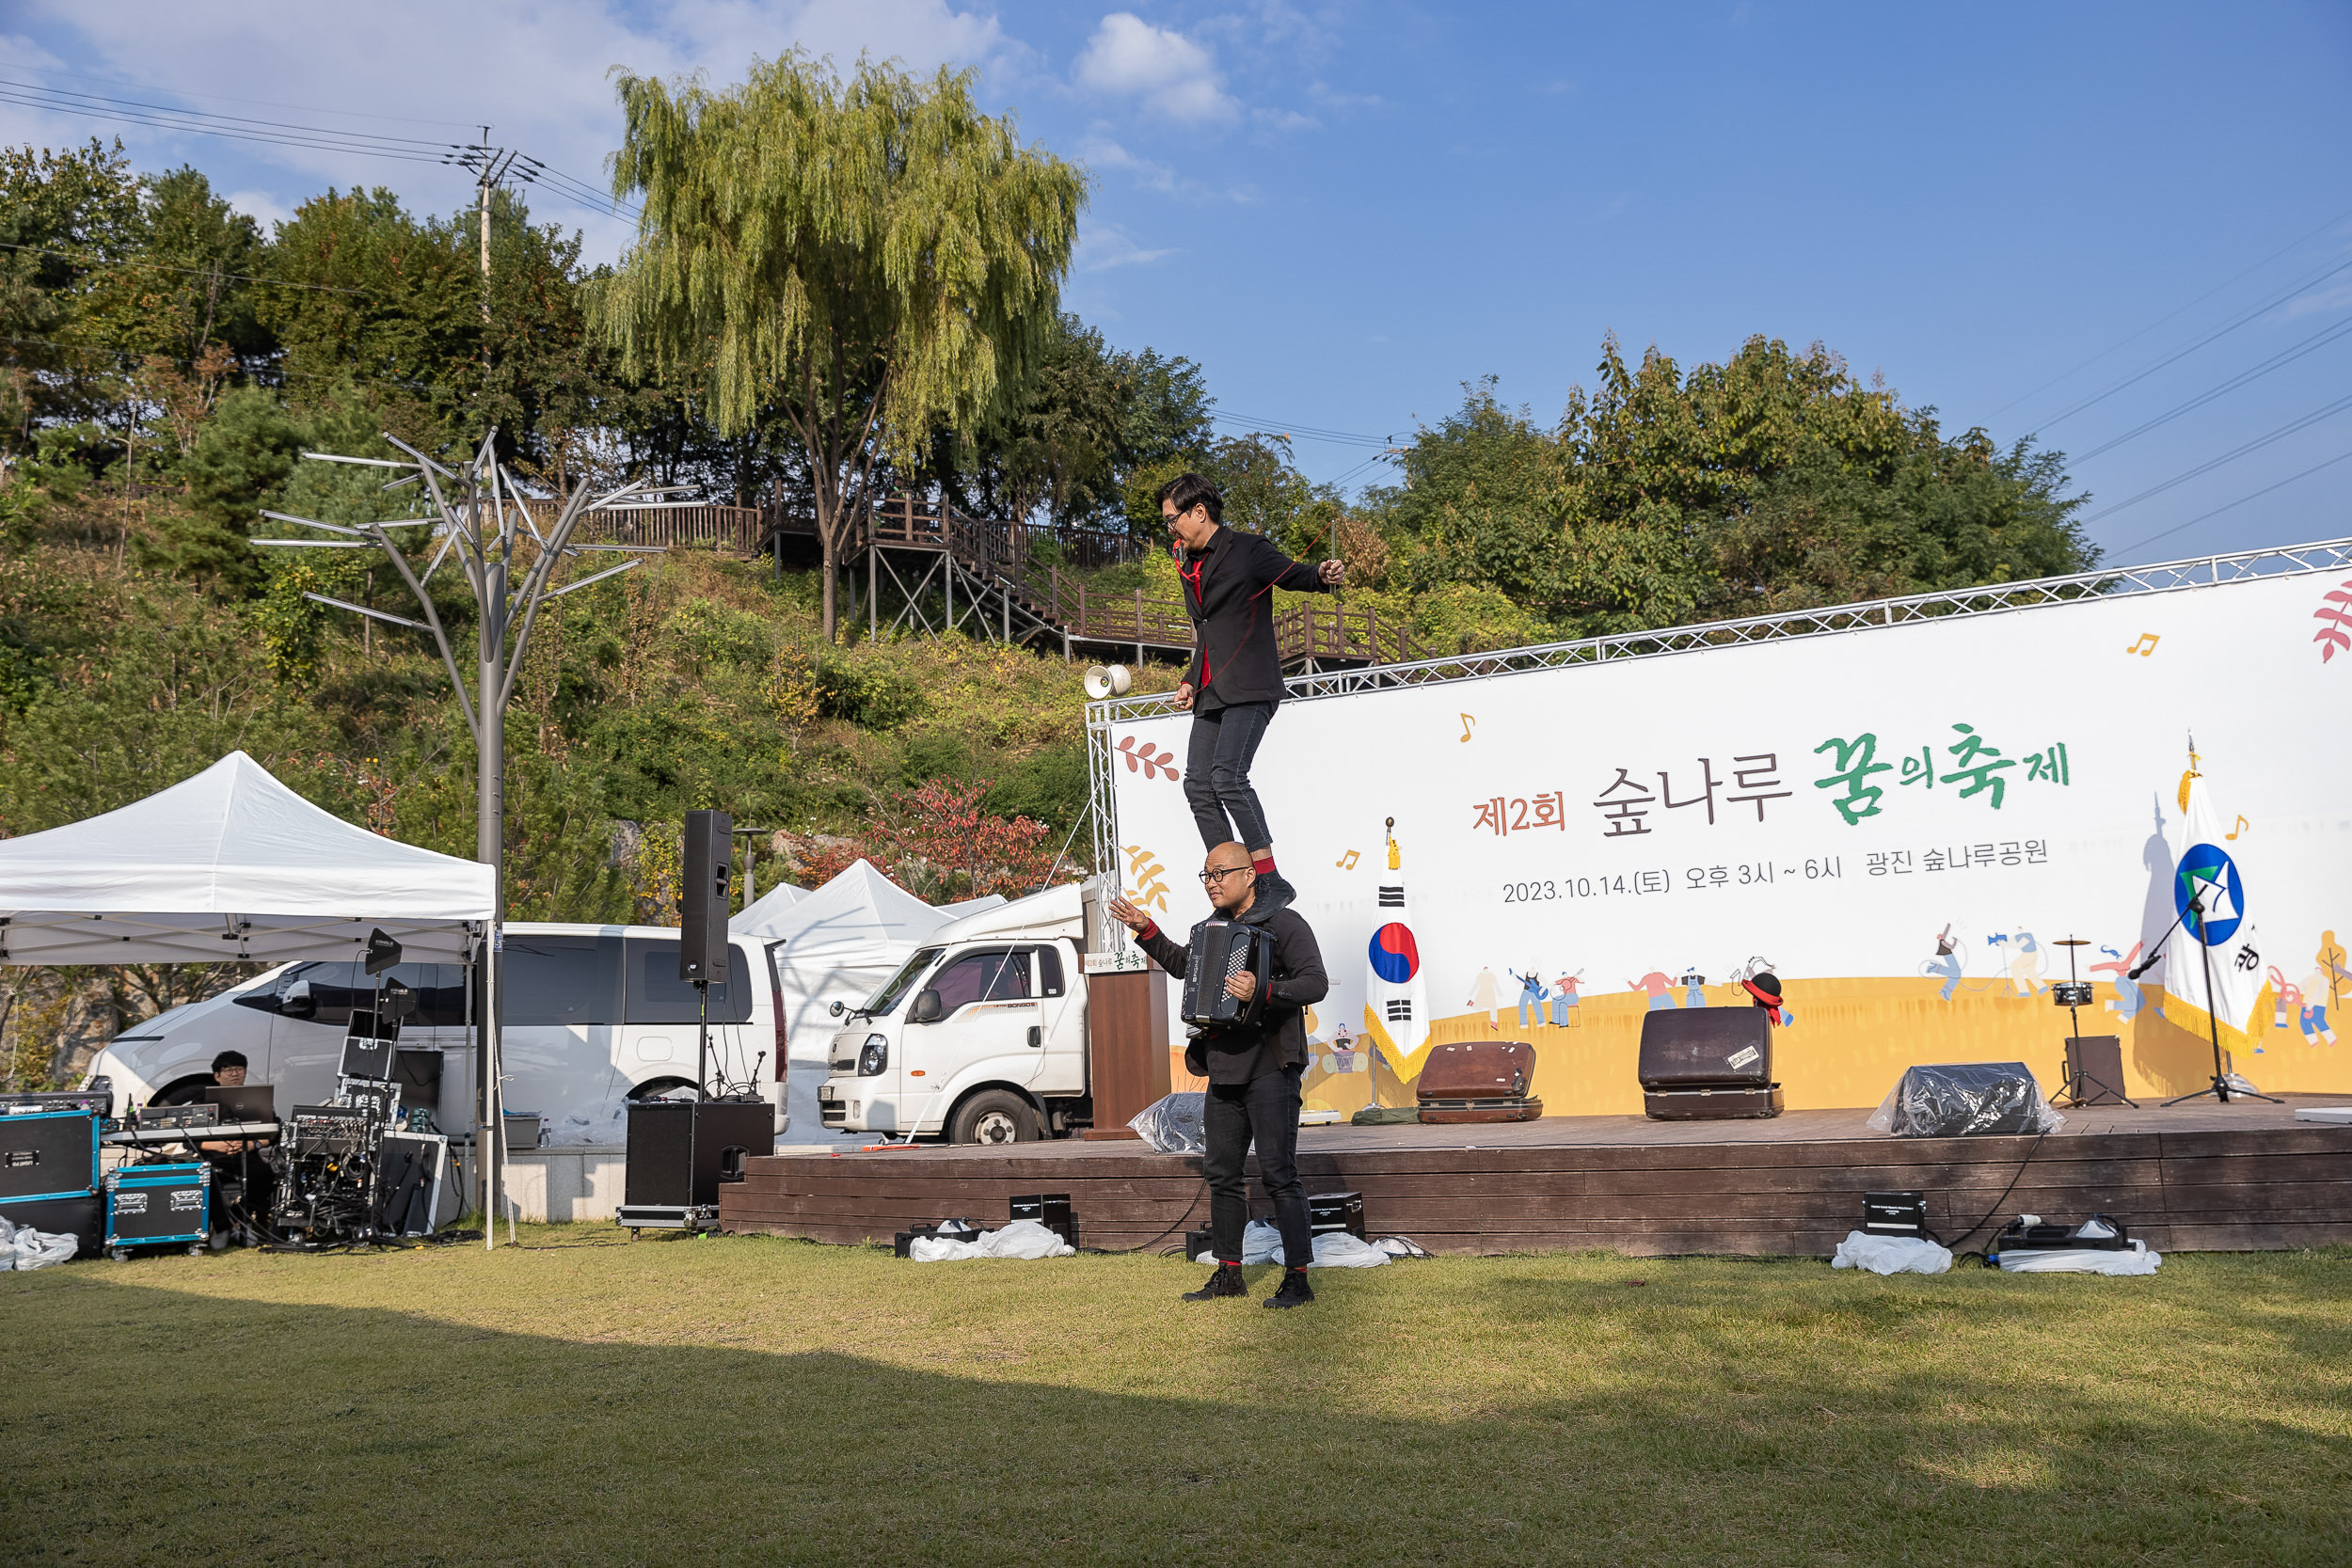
[1137,903,1328,1085]
[1176,528,1330,708]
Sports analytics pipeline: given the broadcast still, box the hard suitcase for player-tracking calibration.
[1417,1040,1535,1101]
[1642,1085,1784,1120]
[1419,1098,1545,1124]
[1636,1008,1772,1089]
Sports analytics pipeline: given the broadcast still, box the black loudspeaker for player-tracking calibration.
[680,810,733,984]
[623,1100,772,1208]
[0,1110,102,1203]
[1010,1192,1075,1247]
[1637,1008,1772,1089]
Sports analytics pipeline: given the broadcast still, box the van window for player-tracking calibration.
[1036,943,1065,997]
[269,962,468,1027]
[624,939,755,1024]
[504,936,623,1026]
[928,949,1030,1014]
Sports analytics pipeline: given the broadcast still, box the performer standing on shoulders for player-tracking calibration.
[1108,842,1328,1308]
[1160,473,1344,912]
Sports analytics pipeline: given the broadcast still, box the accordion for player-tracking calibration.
[1181,919,1273,1029]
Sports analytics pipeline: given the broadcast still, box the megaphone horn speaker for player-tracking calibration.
[1084,663,1134,699]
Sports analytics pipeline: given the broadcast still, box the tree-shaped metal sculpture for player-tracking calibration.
[257,432,675,1243]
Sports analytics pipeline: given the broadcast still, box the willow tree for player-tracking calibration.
[597,55,1086,640]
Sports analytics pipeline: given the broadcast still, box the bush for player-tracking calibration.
[817,657,923,729]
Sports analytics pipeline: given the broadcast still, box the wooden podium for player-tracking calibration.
[1083,967,1169,1139]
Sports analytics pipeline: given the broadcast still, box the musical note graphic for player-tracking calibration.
[1458,713,1476,742]
[1334,848,1361,870]
[2125,633,2160,657]
[2227,815,2249,841]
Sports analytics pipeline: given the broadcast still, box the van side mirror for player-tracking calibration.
[280,981,316,1020]
[909,990,943,1025]
[828,999,846,1018]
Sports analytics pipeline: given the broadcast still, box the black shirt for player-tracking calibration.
[1176,528,1331,709]
[1137,901,1328,1084]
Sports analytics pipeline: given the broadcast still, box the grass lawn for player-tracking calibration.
[4,1228,2348,1566]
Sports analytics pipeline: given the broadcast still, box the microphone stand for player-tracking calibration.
[2139,888,2280,1107]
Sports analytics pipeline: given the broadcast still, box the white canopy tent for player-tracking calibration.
[0,751,496,965]
[727,877,807,936]
[735,861,1008,1137]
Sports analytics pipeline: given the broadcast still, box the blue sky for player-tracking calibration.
[3,2,2347,565]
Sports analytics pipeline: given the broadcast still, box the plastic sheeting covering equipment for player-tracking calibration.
[1831,1230,1954,1275]
[1129,1092,1207,1154]
[1866,1062,2065,1138]
[906,1218,1075,1261]
[1995,1241,2162,1275]
[0,1212,79,1270]
[1192,1220,1424,1268]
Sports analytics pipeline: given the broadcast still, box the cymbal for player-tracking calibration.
[2052,937,2090,946]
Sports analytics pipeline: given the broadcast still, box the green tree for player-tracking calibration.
[596,54,1088,640]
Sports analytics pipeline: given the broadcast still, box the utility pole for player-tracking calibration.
[450,134,518,384]
[255,436,680,1246]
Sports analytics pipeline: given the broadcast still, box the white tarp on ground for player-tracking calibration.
[0,751,494,965]
[737,861,977,1137]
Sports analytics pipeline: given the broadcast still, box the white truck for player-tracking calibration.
[817,882,1137,1144]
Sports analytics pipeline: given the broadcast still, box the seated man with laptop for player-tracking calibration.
[195,1050,277,1243]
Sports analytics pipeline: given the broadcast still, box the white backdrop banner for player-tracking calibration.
[1104,564,2352,1112]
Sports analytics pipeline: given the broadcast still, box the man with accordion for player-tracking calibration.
[1109,842,1329,1309]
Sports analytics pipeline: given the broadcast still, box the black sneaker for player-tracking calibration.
[1182,1263,1248,1301]
[1253,871,1297,913]
[1263,1268,1315,1309]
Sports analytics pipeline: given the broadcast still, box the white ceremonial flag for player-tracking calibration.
[2162,762,2263,1036]
[1364,825,1431,1069]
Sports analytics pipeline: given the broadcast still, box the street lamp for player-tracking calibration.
[257,431,678,1244]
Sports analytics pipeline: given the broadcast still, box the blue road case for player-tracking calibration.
[104,1162,211,1259]
[0,1106,102,1205]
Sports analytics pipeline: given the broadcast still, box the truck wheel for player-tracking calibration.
[948,1091,1039,1146]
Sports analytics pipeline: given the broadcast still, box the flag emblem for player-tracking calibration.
[2174,844,2246,944]
[1370,922,1420,983]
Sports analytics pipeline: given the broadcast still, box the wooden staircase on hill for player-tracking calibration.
[826,494,1429,672]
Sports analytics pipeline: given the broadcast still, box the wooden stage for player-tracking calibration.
[718,1097,2352,1258]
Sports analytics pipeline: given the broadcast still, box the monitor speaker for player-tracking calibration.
[680,810,733,984]
[623,1100,773,1208]
[0,1109,102,1203]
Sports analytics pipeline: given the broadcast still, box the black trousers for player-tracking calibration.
[1184,701,1275,850]
[1203,1064,1311,1268]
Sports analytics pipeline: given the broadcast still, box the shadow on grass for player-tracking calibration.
[2,1258,2347,1568]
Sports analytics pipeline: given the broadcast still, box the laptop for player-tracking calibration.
[201,1084,277,1122]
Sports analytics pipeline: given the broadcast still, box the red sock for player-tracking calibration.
[1252,852,1276,877]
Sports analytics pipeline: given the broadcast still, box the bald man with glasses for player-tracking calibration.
[1109,841,1329,1308]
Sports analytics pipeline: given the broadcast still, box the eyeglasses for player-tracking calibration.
[1199,866,1252,884]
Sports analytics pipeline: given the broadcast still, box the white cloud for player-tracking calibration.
[1073,12,1237,125]
[1076,222,1175,271]
[1079,128,1254,204]
[224,188,294,230]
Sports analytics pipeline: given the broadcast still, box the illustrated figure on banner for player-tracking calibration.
[1988,929,2046,996]
[1924,924,1966,1003]
[1550,971,1583,1027]
[1681,970,1708,1007]
[1467,965,1502,1027]
[1628,969,1677,1012]
[2093,942,2153,1022]
[2271,953,2341,1046]
[1509,969,1548,1029]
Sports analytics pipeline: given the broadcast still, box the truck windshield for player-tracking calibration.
[863,947,944,1018]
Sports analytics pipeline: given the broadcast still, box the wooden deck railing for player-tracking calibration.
[528,499,766,554]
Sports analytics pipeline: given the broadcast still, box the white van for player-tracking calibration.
[818,886,1097,1144]
[85,924,787,1139]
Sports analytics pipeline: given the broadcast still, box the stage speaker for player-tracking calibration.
[1637,1008,1772,1089]
[1880,1062,2058,1137]
[2060,1036,2134,1108]
[623,1100,773,1209]
[0,1108,102,1203]
[2,1192,102,1260]
[679,810,733,984]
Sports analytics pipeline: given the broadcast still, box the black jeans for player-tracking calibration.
[1184,700,1275,850]
[1203,1065,1311,1268]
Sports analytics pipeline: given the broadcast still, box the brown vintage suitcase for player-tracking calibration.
[1636,1007,1772,1089]
[1418,1040,1534,1101]
[1642,1085,1784,1120]
[1419,1097,1544,1124]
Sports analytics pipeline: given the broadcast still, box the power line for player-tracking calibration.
[2077,388,2352,525]
[1989,200,2352,421]
[2,61,476,133]
[2109,443,2352,562]
[2033,251,2352,434]
[1211,410,1397,449]
[2071,310,2352,463]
